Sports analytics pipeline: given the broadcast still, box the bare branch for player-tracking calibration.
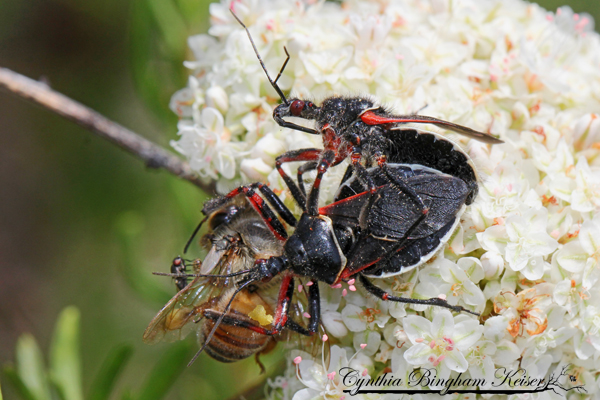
[0,67,215,194]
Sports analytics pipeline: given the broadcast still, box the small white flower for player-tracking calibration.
[293,345,367,400]
[403,310,482,381]
[415,257,485,313]
[493,285,553,338]
[571,158,600,212]
[464,340,496,388]
[480,251,505,280]
[555,216,600,289]
[479,207,558,280]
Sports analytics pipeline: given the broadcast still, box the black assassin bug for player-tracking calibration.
[146,11,503,365]
[230,11,503,216]
[158,125,482,364]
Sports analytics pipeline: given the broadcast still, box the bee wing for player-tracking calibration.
[143,275,215,344]
[143,243,246,345]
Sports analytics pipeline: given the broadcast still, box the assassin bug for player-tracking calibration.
[230,11,503,216]
[164,127,482,363]
[147,127,479,364]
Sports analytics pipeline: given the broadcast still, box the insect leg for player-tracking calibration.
[378,159,428,213]
[256,183,297,227]
[205,183,292,241]
[358,275,479,316]
[280,281,320,336]
[306,280,320,334]
[306,150,336,216]
[187,279,256,366]
[297,161,318,197]
[276,148,322,211]
[220,273,296,336]
[263,273,295,335]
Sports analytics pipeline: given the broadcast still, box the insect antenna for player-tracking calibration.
[187,279,255,366]
[183,215,209,254]
[230,10,289,105]
[273,47,290,86]
[152,269,253,279]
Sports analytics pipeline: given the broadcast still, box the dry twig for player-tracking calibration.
[0,67,215,194]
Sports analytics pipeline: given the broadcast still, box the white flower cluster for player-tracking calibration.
[171,0,600,398]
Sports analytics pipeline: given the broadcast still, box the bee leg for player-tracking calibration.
[255,352,266,374]
[255,338,277,374]
[276,148,322,211]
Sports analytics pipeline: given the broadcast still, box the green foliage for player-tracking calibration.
[129,0,213,127]
[50,307,82,400]
[3,307,191,400]
[136,342,192,400]
[114,210,174,306]
[88,345,133,400]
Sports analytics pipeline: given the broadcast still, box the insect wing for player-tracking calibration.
[322,165,469,276]
[143,243,235,344]
[360,110,503,144]
[143,275,215,344]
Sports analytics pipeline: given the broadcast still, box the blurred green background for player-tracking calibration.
[0,0,597,399]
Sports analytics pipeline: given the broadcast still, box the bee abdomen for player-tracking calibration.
[201,316,272,363]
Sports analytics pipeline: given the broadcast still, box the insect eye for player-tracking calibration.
[209,206,239,230]
[290,100,305,116]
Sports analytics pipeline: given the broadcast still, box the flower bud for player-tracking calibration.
[251,133,286,165]
[481,251,505,280]
[205,86,229,114]
[322,311,348,338]
[240,157,272,181]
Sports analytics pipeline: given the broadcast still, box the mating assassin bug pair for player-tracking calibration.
[144,10,503,365]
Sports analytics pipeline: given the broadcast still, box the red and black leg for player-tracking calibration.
[285,280,320,336]
[359,274,479,316]
[306,150,336,216]
[202,276,321,339]
[275,148,322,211]
[235,273,296,336]
[207,183,297,241]
[297,161,318,198]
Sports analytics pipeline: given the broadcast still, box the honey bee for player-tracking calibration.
[143,195,291,367]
